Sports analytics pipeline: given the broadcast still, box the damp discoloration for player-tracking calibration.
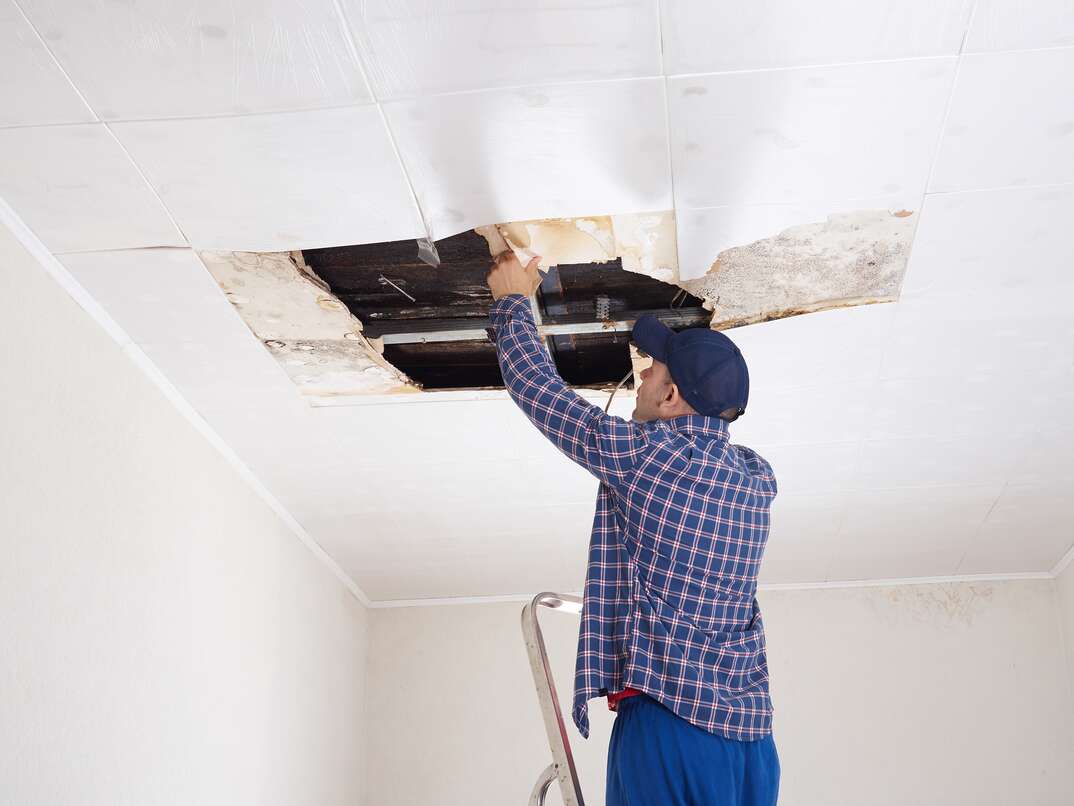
[200,250,417,397]
[213,205,916,400]
[880,583,996,628]
[477,211,679,284]
[480,207,915,332]
[682,209,917,329]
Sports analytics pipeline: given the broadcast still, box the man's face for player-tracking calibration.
[632,359,674,422]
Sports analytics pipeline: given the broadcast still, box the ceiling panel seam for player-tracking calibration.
[1053,543,1074,577]
[0,195,374,608]
[366,571,1058,609]
[963,42,1074,57]
[9,0,97,123]
[100,123,189,245]
[328,0,435,244]
[655,0,679,225]
[924,179,1074,197]
[923,0,981,194]
[952,481,1009,573]
[9,0,188,247]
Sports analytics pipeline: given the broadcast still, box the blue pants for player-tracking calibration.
[606,695,780,806]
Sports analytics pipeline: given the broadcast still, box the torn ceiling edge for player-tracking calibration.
[478,210,681,285]
[199,250,419,397]
[480,207,917,330]
[204,205,916,401]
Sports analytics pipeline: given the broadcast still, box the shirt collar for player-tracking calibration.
[652,414,729,440]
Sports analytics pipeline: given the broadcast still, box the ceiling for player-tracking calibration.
[2,0,1072,601]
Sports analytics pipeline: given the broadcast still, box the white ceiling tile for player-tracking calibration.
[751,442,862,495]
[0,124,184,252]
[346,0,660,99]
[732,381,874,447]
[668,59,955,208]
[111,106,424,251]
[965,0,1074,53]
[827,485,1003,579]
[384,78,671,238]
[675,194,921,281]
[726,304,896,391]
[136,338,298,414]
[313,502,595,599]
[958,483,1074,574]
[0,0,94,126]
[59,249,250,346]
[929,49,1074,193]
[881,291,1074,381]
[759,493,847,584]
[661,0,972,74]
[293,454,598,518]
[17,0,371,120]
[866,373,1071,442]
[854,436,1024,489]
[903,186,1074,297]
[1015,423,1074,484]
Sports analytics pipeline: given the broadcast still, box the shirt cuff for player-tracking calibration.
[488,294,534,342]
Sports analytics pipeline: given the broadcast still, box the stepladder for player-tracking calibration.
[521,592,586,806]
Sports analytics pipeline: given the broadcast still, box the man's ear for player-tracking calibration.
[662,381,681,408]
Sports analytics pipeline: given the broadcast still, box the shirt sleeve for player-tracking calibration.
[489,294,649,487]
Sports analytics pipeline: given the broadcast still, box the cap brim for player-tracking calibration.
[631,314,674,364]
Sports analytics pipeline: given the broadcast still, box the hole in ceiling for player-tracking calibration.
[302,230,710,391]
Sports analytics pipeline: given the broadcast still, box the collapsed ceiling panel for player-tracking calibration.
[203,203,916,400]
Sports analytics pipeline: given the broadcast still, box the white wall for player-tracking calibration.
[1059,559,1074,700]
[366,580,1074,806]
[0,221,369,805]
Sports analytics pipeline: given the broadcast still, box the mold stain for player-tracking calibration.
[682,208,918,329]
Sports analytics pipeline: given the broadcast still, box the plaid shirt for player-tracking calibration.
[490,295,777,742]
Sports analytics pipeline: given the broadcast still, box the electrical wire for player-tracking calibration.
[604,369,635,414]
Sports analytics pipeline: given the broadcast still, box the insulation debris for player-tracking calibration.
[199,250,417,397]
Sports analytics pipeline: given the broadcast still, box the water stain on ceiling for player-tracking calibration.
[202,206,917,401]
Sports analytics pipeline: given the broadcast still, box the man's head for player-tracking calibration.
[630,315,749,424]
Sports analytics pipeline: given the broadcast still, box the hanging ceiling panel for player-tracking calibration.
[384,78,672,239]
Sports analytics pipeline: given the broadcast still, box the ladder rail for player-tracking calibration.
[521,592,585,806]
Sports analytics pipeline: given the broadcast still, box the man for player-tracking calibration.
[486,252,780,806]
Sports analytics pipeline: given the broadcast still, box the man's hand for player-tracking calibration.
[486,251,542,301]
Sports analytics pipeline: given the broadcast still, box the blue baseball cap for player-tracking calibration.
[631,314,749,419]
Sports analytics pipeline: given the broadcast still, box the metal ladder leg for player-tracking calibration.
[521,592,586,806]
